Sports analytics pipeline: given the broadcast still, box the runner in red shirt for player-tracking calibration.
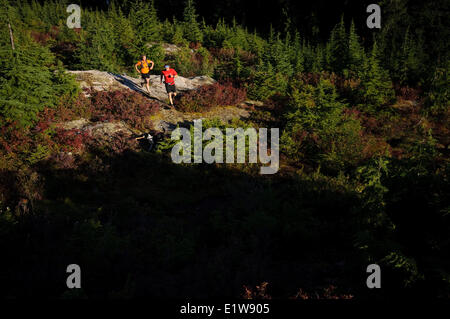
[160,65,178,107]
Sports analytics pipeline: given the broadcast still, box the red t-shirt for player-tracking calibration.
[162,69,177,84]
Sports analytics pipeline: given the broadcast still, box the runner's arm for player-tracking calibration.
[135,133,149,140]
[160,73,164,84]
[135,62,141,73]
[149,61,155,70]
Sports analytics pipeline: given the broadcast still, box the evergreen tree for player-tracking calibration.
[302,41,316,73]
[357,40,395,111]
[398,27,424,86]
[281,78,363,171]
[0,0,78,127]
[172,18,188,46]
[129,0,161,49]
[425,59,449,114]
[182,0,203,43]
[227,19,249,50]
[247,63,281,101]
[109,3,136,67]
[326,16,348,74]
[347,20,365,75]
[75,12,117,71]
[264,29,291,76]
[291,32,304,74]
[248,30,265,63]
[200,18,216,47]
[161,18,173,43]
[210,18,226,47]
[312,45,324,73]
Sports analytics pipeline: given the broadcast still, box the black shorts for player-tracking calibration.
[165,83,176,93]
[141,72,150,80]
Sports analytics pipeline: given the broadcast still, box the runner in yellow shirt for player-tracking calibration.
[135,55,154,94]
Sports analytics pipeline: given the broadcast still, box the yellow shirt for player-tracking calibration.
[136,59,152,74]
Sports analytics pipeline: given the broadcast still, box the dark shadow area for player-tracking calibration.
[0,138,448,299]
[109,73,142,92]
[0,146,365,299]
[109,73,162,103]
[156,121,178,132]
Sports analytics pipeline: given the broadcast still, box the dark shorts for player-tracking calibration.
[165,83,176,93]
[141,72,150,80]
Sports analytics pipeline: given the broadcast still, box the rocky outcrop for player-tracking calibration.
[68,70,216,103]
[59,118,134,137]
[146,42,189,54]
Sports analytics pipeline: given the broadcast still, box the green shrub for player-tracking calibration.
[425,62,450,115]
[146,44,166,72]
[356,42,395,112]
[281,78,364,173]
[176,83,247,112]
[172,46,215,77]
[246,69,288,101]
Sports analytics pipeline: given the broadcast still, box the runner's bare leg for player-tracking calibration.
[145,78,151,94]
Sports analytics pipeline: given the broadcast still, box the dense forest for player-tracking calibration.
[0,0,449,299]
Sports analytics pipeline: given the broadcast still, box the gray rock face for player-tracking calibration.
[146,42,186,54]
[68,70,216,103]
[59,118,90,130]
[59,119,134,139]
